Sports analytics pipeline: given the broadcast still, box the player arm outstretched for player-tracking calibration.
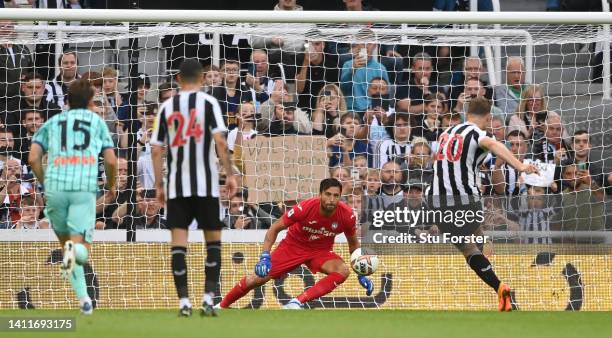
[346,232,374,296]
[254,217,289,278]
[480,136,539,174]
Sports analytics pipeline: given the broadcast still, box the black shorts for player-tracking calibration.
[425,196,483,237]
[166,196,223,230]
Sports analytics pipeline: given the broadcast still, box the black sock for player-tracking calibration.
[466,253,501,291]
[171,246,188,299]
[204,241,221,295]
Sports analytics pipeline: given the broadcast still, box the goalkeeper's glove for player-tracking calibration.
[358,275,374,296]
[254,251,272,278]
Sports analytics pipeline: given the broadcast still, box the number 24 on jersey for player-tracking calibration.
[167,109,203,147]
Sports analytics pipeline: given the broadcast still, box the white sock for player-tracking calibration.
[179,297,192,308]
[202,292,214,306]
[79,296,92,307]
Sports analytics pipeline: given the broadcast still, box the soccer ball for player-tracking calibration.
[350,248,379,276]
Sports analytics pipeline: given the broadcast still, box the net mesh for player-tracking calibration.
[0,19,611,311]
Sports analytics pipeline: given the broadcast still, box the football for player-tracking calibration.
[350,248,379,276]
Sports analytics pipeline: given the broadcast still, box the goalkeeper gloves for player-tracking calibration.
[358,275,374,296]
[254,251,271,278]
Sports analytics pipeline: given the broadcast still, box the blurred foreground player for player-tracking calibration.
[427,97,539,311]
[217,178,373,310]
[151,59,237,317]
[29,79,118,314]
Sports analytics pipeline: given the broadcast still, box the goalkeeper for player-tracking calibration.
[217,178,373,310]
[29,79,117,315]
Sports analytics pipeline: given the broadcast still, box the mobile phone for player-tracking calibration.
[370,97,383,109]
[247,63,256,75]
[351,168,360,180]
[576,162,587,171]
[340,127,347,137]
[535,111,548,124]
[359,48,367,59]
[323,90,333,97]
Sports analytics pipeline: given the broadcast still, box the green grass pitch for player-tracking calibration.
[1,310,610,338]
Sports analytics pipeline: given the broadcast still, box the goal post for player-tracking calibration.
[0,9,611,311]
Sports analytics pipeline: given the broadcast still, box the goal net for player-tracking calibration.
[0,13,611,311]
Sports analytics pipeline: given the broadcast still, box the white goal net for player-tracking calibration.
[0,11,611,311]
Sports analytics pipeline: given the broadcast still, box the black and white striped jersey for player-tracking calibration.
[428,122,490,197]
[150,90,227,200]
[375,139,411,168]
[45,74,79,109]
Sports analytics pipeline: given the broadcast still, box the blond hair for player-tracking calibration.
[515,84,548,121]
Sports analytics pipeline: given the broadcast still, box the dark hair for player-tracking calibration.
[506,129,527,140]
[466,96,491,117]
[369,76,387,85]
[423,92,447,106]
[179,58,204,83]
[573,129,590,143]
[58,50,78,65]
[158,82,177,101]
[23,110,43,121]
[158,81,176,92]
[140,189,157,199]
[319,178,342,193]
[22,72,44,82]
[222,58,240,67]
[80,71,103,88]
[67,78,95,109]
[392,112,412,125]
[0,127,13,136]
[20,195,36,208]
[340,112,362,125]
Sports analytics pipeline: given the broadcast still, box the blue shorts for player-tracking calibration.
[44,191,96,243]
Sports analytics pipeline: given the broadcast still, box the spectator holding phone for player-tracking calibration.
[229,102,258,173]
[211,59,256,130]
[395,52,435,114]
[296,40,340,112]
[572,130,612,193]
[367,77,394,113]
[508,84,548,140]
[328,113,372,167]
[311,84,347,138]
[340,29,389,112]
[244,49,276,99]
[223,192,275,230]
[258,80,312,135]
[552,162,605,232]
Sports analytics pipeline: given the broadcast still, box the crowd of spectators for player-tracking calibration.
[0,1,610,244]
